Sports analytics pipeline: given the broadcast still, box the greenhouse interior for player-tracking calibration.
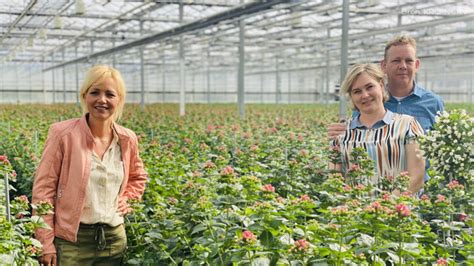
[1,0,473,265]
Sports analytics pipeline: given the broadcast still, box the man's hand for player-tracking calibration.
[39,253,56,266]
[327,122,346,140]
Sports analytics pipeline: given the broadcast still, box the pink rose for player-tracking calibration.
[294,239,309,251]
[300,194,311,202]
[203,160,216,169]
[436,258,447,266]
[15,195,29,203]
[220,165,235,176]
[420,194,429,201]
[395,203,411,217]
[459,212,468,222]
[261,184,275,193]
[242,230,257,243]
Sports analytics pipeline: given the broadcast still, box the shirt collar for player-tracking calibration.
[111,127,119,145]
[412,81,425,98]
[350,109,394,129]
[387,81,424,99]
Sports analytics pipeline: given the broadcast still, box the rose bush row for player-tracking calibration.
[0,104,472,265]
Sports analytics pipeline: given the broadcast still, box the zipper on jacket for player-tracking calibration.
[57,188,63,199]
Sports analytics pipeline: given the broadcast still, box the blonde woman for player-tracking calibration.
[32,65,148,265]
[331,63,425,194]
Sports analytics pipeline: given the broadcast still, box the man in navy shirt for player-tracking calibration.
[328,35,444,181]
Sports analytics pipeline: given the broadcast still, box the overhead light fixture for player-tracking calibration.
[28,36,34,47]
[291,11,301,27]
[54,16,62,29]
[76,0,85,15]
[38,28,47,39]
[18,43,25,52]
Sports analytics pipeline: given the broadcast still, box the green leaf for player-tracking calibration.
[329,243,341,251]
[279,234,293,245]
[402,242,420,254]
[145,231,162,239]
[191,223,207,235]
[357,234,375,247]
[230,250,246,262]
[252,256,271,266]
[386,251,401,264]
[260,230,275,247]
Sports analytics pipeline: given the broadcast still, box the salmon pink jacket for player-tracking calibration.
[32,114,148,255]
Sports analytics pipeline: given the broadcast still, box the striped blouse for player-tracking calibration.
[332,111,424,184]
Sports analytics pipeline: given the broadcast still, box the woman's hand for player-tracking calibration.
[39,253,56,266]
[117,197,133,216]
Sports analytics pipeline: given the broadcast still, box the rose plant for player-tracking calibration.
[0,104,472,264]
[0,154,53,265]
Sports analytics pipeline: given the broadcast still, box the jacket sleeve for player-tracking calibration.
[123,132,148,200]
[32,124,63,255]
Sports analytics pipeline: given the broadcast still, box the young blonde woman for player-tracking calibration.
[331,63,425,194]
[32,65,148,265]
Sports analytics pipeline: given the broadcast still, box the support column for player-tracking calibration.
[112,32,116,68]
[260,53,264,103]
[140,21,145,110]
[15,63,19,103]
[0,63,3,103]
[62,48,66,103]
[28,65,32,102]
[161,54,166,103]
[90,40,95,65]
[52,53,56,104]
[179,0,185,116]
[319,68,324,103]
[237,9,245,119]
[338,0,349,121]
[469,74,473,103]
[276,57,281,104]
[191,68,195,103]
[288,69,291,104]
[42,57,46,103]
[207,45,211,104]
[75,46,80,106]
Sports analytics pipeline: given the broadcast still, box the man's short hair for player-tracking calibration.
[384,35,417,59]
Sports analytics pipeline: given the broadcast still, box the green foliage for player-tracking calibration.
[420,109,473,184]
[0,104,472,265]
[0,155,53,265]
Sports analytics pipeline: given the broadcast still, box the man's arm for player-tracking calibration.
[327,122,346,140]
[406,142,425,194]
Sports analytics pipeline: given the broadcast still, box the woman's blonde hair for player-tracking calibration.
[341,63,389,110]
[79,65,126,121]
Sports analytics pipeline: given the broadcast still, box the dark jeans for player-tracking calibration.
[54,223,127,266]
